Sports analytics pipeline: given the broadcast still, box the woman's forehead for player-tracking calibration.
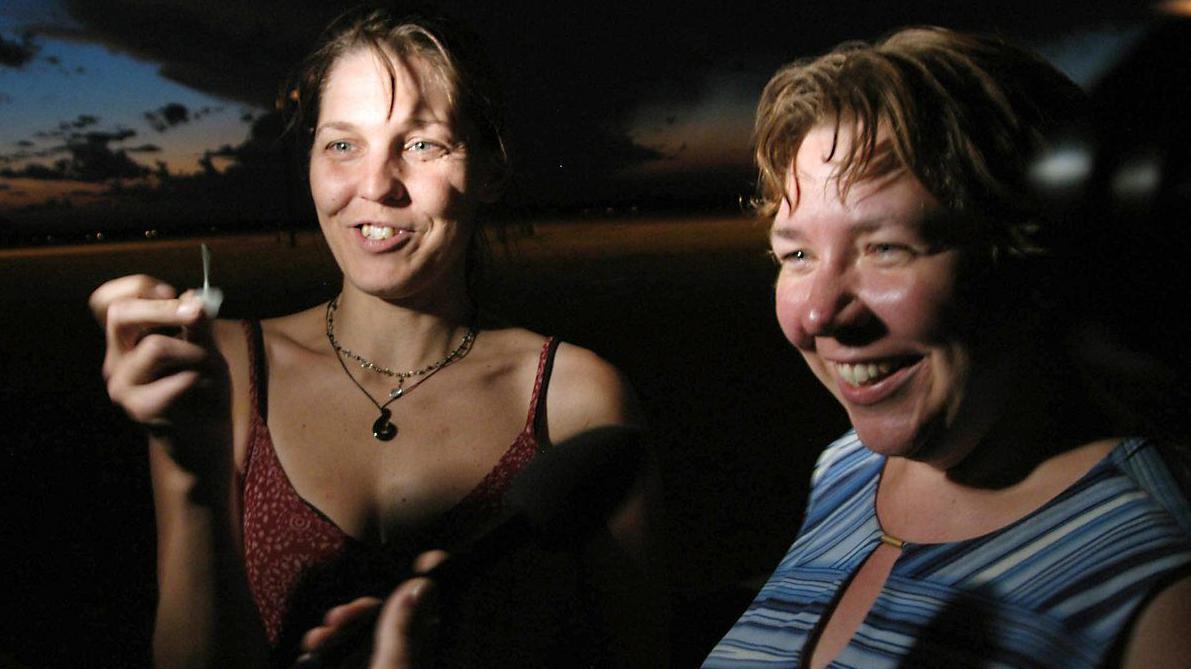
[320,47,455,125]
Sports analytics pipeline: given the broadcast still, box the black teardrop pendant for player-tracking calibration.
[372,408,397,441]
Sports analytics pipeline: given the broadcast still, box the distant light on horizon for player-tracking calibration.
[1158,0,1191,16]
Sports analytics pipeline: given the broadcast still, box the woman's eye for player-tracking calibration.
[773,248,812,270]
[325,140,354,154]
[866,242,915,264]
[404,139,448,160]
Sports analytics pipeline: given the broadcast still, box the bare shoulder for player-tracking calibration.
[211,319,250,372]
[258,304,328,361]
[473,327,640,443]
[543,338,641,443]
[208,306,324,375]
[208,306,325,469]
[1121,572,1191,668]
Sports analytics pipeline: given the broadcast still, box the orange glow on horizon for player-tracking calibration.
[0,178,109,212]
[1159,0,1191,15]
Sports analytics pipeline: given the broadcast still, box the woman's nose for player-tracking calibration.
[801,263,865,338]
[359,154,408,205]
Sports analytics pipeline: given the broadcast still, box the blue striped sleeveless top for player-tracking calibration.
[704,432,1191,668]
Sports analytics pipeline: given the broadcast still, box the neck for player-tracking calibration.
[909,352,1115,491]
[329,283,475,373]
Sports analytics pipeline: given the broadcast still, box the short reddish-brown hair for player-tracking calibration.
[754,26,1084,258]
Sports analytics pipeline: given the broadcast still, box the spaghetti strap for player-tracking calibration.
[241,320,269,421]
[525,337,561,448]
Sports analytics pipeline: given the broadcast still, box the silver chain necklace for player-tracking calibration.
[325,296,477,441]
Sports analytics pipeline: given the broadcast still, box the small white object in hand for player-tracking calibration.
[196,243,224,318]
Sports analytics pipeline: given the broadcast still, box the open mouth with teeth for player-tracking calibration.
[834,357,920,387]
[358,223,409,241]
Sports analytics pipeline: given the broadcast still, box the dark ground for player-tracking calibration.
[0,217,848,669]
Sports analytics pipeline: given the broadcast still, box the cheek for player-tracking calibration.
[774,274,812,349]
[309,162,352,216]
[409,168,474,217]
[863,275,955,344]
[406,175,451,210]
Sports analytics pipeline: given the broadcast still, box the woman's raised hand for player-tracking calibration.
[90,274,232,476]
[298,551,446,669]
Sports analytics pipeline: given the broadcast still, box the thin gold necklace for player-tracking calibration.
[325,296,476,441]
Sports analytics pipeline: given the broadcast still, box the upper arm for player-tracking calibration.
[1121,573,1191,669]
[211,319,252,475]
[541,343,669,666]
[149,319,251,566]
[541,341,654,560]
[542,342,642,444]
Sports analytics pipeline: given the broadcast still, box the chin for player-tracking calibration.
[853,429,914,458]
[849,411,931,460]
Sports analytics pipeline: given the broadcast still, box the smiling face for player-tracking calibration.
[772,124,1002,465]
[309,46,484,305]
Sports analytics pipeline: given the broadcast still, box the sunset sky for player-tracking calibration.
[0,0,1159,238]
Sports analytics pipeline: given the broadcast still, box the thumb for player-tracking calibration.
[176,293,217,348]
[369,578,438,669]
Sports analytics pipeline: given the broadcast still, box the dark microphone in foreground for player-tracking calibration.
[292,424,647,669]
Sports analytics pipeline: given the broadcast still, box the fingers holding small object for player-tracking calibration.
[89,274,177,328]
[324,597,385,628]
[369,578,440,669]
[300,597,384,654]
[195,286,224,319]
[110,369,203,426]
[105,334,218,424]
[105,295,207,354]
[293,549,448,669]
[412,550,449,575]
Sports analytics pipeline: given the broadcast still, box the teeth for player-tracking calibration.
[361,224,395,240]
[836,361,895,386]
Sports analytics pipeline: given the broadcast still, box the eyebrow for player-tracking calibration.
[770,216,911,241]
[313,118,451,137]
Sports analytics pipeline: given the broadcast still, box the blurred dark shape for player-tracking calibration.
[144,102,192,132]
[0,31,38,68]
[1029,17,1191,448]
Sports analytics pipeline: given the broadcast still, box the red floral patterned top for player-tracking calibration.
[237,321,559,652]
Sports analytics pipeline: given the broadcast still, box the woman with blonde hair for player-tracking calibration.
[91,8,662,668]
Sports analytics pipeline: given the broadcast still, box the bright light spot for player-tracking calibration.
[1029,145,1093,189]
[1111,156,1162,201]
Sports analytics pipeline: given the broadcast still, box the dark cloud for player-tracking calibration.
[56,0,1153,208]
[19,118,133,155]
[0,92,11,105]
[192,105,223,121]
[1,163,66,180]
[126,144,162,153]
[72,114,100,129]
[0,127,148,182]
[144,102,190,132]
[207,144,238,158]
[82,128,136,143]
[0,32,39,68]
